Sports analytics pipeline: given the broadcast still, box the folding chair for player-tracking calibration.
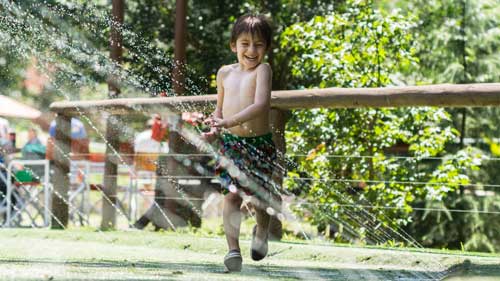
[0,167,13,224]
[4,159,50,227]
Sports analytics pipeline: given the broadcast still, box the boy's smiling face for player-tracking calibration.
[231,33,267,71]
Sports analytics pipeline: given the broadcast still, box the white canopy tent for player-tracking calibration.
[0,95,41,119]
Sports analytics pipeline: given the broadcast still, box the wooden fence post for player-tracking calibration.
[51,114,71,229]
[100,115,120,229]
[163,114,192,227]
[269,109,290,240]
[139,0,196,230]
[101,0,124,230]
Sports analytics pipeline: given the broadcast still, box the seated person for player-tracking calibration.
[20,128,46,181]
[22,128,45,160]
[0,117,9,141]
[0,132,17,220]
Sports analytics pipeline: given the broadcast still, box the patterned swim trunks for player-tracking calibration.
[216,133,281,201]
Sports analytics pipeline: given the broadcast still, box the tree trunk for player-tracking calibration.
[173,0,187,95]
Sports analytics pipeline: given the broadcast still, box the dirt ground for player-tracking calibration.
[0,228,498,280]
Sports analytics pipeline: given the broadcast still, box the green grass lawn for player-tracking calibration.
[0,228,498,281]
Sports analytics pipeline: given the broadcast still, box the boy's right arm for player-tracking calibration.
[203,66,226,140]
[212,66,225,118]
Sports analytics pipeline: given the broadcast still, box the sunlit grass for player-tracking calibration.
[0,228,498,281]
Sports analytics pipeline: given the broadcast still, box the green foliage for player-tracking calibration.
[0,51,27,96]
[398,0,500,252]
[280,2,417,88]
[129,0,341,93]
[281,0,485,246]
[404,0,500,84]
[408,194,500,253]
[424,147,485,200]
[126,0,242,95]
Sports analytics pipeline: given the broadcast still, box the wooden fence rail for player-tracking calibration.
[51,83,500,116]
[48,83,500,230]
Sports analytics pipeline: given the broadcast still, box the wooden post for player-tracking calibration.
[133,0,193,230]
[101,0,124,230]
[101,116,120,229]
[269,109,290,240]
[173,0,187,95]
[159,0,198,228]
[168,0,187,221]
[51,114,71,229]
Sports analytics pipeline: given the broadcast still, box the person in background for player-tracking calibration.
[0,120,16,222]
[135,114,163,154]
[0,117,9,141]
[22,128,45,151]
[46,117,89,161]
[132,114,166,230]
[20,127,46,181]
[0,118,14,167]
[134,115,163,187]
[49,117,87,139]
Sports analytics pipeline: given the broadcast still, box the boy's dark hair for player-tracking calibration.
[230,14,272,49]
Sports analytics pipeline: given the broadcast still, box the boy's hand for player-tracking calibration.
[201,127,219,142]
[203,116,214,126]
[210,117,228,128]
[204,116,228,128]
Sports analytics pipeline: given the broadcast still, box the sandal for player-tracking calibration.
[251,225,268,261]
[224,249,242,272]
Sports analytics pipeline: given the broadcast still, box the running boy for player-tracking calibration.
[204,14,280,272]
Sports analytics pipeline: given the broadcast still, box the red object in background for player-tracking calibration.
[151,117,167,142]
[119,141,134,165]
[88,153,105,162]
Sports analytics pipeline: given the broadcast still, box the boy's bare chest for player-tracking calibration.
[223,71,257,98]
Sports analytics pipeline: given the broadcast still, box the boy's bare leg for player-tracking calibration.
[223,192,243,251]
[251,194,273,261]
[255,205,271,239]
[256,192,281,238]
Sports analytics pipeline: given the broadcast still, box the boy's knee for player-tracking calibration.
[225,192,242,205]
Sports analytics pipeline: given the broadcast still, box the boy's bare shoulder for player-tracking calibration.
[218,63,239,75]
[256,63,272,76]
[257,62,271,70]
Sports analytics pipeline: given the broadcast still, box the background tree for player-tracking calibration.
[281,0,484,246]
[396,0,500,252]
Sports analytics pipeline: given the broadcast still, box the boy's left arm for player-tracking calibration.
[216,64,272,128]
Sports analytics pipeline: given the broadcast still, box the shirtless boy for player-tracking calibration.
[204,14,280,272]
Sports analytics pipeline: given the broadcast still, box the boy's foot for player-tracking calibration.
[224,250,242,272]
[251,225,268,261]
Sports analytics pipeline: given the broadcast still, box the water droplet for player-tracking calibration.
[228,184,238,193]
[266,207,276,216]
